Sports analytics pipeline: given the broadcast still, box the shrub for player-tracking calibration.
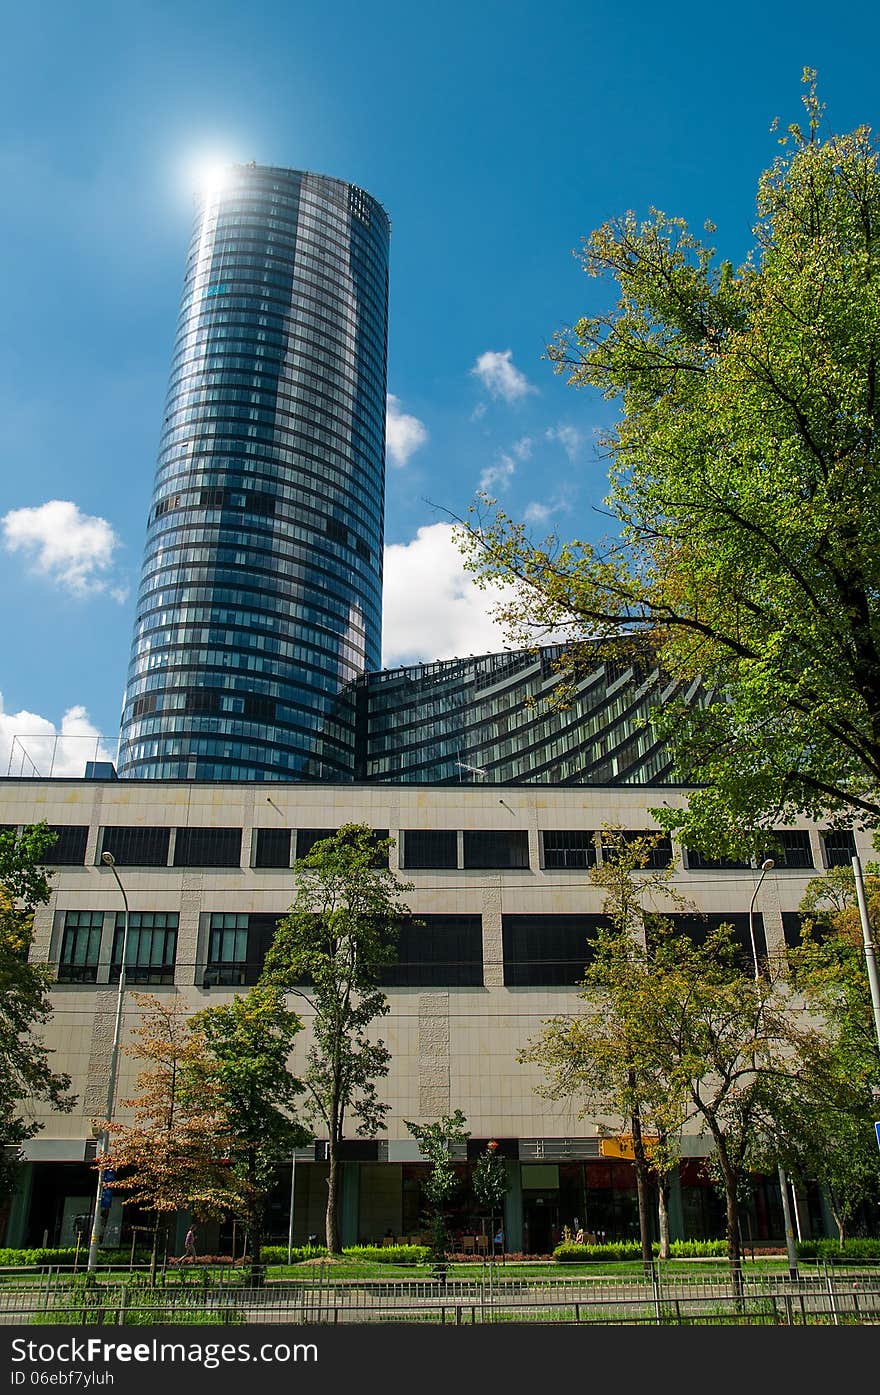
[554,1241,642,1262]
[553,1239,730,1262]
[668,1240,728,1258]
[0,1247,152,1268]
[796,1238,880,1260]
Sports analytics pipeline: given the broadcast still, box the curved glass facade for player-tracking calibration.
[118,165,390,781]
[356,644,701,784]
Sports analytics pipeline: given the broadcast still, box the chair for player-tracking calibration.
[475,1234,489,1254]
[461,1235,475,1254]
[381,1235,396,1246]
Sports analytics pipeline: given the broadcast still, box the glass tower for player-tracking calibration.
[117,165,390,780]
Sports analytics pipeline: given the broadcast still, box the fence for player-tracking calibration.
[1,1263,878,1326]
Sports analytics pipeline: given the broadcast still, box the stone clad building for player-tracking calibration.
[2,773,860,1253]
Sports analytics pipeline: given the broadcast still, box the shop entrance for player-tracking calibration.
[522,1193,559,1255]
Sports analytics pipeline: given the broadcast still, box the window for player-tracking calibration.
[204,912,281,985]
[765,831,813,870]
[463,830,530,870]
[254,827,291,868]
[43,826,89,866]
[131,694,156,719]
[198,487,226,509]
[502,914,606,986]
[379,915,483,987]
[542,831,596,870]
[325,518,349,544]
[602,831,673,870]
[657,913,766,975]
[100,826,170,867]
[295,827,388,867]
[58,911,103,983]
[243,694,276,721]
[821,829,856,868]
[111,912,178,984]
[184,690,221,715]
[174,827,242,867]
[294,829,336,860]
[402,830,457,870]
[684,848,751,871]
[782,910,832,948]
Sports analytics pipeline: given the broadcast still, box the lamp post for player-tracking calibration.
[851,853,880,1058]
[86,851,131,1272]
[748,857,799,1279]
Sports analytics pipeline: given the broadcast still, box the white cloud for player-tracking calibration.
[1,499,125,600]
[382,523,513,667]
[545,424,583,460]
[0,694,114,778]
[470,349,536,403]
[524,500,553,525]
[512,436,533,460]
[385,394,428,467]
[470,402,487,421]
[479,453,516,494]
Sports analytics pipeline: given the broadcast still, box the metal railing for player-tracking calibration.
[1,1263,877,1327]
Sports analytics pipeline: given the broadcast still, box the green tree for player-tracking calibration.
[458,73,880,853]
[261,824,413,1254]
[644,926,811,1287]
[0,824,75,1202]
[777,867,880,1241]
[404,1110,470,1269]
[189,986,310,1275]
[471,1141,509,1257]
[519,829,689,1267]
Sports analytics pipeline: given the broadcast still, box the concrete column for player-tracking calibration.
[176,874,203,986]
[417,994,450,1115]
[481,879,503,988]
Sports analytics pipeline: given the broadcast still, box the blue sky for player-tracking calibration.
[1,0,878,774]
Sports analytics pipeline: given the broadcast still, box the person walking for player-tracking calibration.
[182,1224,197,1262]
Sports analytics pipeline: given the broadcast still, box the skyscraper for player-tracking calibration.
[117,165,390,781]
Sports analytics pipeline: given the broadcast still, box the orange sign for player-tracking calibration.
[599,1134,659,1159]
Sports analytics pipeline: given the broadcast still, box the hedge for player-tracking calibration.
[0,1247,152,1267]
[554,1237,880,1262]
[795,1238,880,1260]
[555,1239,728,1262]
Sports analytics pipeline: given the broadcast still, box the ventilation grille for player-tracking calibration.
[519,1138,600,1160]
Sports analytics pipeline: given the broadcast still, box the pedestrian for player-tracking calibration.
[182,1223,197,1261]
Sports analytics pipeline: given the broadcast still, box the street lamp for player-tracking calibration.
[851,853,880,1058]
[86,851,131,1271]
[747,856,799,1280]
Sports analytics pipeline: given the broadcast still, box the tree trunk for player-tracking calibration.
[149,1215,159,1286]
[725,1180,744,1295]
[326,1145,342,1254]
[826,1186,846,1249]
[248,1203,264,1283]
[657,1177,671,1261]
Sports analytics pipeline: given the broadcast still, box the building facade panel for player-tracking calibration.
[1,776,858,1251]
